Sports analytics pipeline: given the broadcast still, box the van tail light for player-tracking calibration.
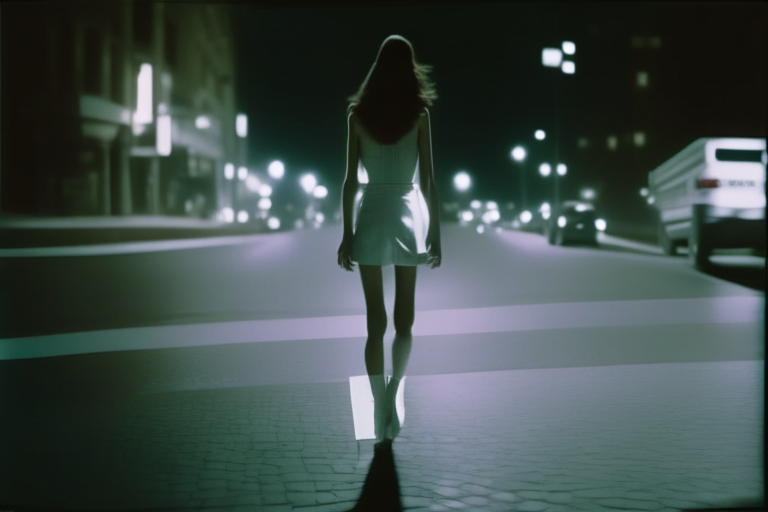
[697,178,720,188]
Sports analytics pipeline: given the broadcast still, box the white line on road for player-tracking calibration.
[0,296,761,361]
[0,234,272,258]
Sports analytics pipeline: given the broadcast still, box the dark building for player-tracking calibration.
[1,1,246,219]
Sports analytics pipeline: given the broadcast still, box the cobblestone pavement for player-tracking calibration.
[3,360,762,512]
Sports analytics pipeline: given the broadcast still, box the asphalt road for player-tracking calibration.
[0,224,764,511]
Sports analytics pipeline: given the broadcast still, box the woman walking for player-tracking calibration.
[337,35,441,441]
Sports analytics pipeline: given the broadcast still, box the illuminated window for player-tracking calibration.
[634,132,646,147]
[607,135,618,150]
[637,71,648,87]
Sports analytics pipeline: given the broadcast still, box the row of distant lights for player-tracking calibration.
[223,161,330,199]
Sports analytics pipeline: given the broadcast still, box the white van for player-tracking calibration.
[648,137,766,268]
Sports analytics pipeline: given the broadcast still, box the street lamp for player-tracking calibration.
[268,160,285,179]
[313,185,328,199]
[535,130,546,141]
[300,173,317,194]
[539,163,551,177]
[454,171,471,192]
[511,146,527,214]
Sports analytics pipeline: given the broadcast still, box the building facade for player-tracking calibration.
[1,1,246,218]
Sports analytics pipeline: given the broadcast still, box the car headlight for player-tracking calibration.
[595,219,606,231]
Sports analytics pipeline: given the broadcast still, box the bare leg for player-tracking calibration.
[359,265,387,440]
[392,265,416,379]
[359,265,387,375]
[384,265,417,439]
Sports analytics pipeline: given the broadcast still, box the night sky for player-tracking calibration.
[233,2,766,219]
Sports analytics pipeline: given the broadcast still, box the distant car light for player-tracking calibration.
[461,210,474,222]
[476,225,485,234]
[558,216,567,228]
[237,210,249,223]
[267,217,280,230]
[470,200,482,209]
[520,210,533,223]
[595,218,607,231]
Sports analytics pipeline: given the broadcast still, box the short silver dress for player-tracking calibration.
[351,116,431,266]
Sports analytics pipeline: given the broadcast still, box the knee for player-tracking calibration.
[367,310,387,339]
[394,314,413,336]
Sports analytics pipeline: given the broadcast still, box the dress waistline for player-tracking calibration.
[361,182,417,188]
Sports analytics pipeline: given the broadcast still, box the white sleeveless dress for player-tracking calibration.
[351,116,431,266]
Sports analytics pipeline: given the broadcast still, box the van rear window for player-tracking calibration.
[715,149,764,163]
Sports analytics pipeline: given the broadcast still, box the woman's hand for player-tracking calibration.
[427,236,441,269]
[337,235,356,271]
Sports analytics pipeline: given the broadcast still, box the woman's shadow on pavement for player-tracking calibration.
[346,439,404,512]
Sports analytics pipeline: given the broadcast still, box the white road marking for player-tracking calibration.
[0,296,761,361]
[0,234,271,258]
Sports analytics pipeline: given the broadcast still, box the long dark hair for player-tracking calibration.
[348,35,437,145]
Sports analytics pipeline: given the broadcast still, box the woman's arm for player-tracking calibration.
[418,108,441,247]
[341,111,360,239]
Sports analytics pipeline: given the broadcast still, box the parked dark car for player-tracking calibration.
[547,201,599,246]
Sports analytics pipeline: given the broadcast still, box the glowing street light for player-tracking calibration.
[454,171,471,191]
[520,210,533,224]
[535,130,546,140]
[258,197,272,210]
[542,48,563,67]
[557,163,567,176]
[268,160,285,179]
[237,210,249,223]
[224,163,235,180]
[313,185,328,199]
[511,146,528,211]
[258,184,273,197]
[640,187,649,197]
[238,166,248,180]
[470,200,482,209]
[581,188,596,201]
[245,174,261,192]
[300,174,317,194]
[195,115,211,130]
[539,163,552,177]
